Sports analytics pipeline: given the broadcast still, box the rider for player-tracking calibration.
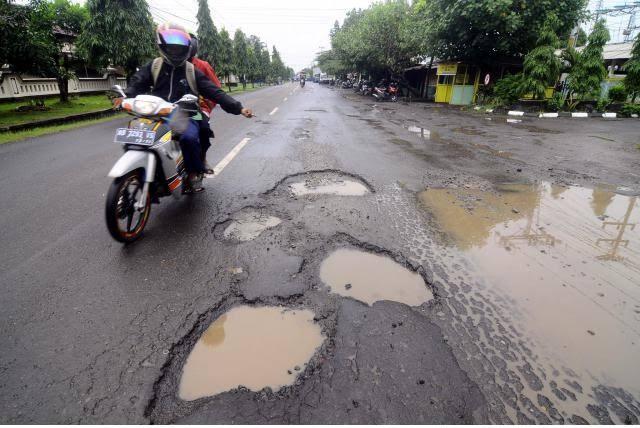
[122,23,253,192]
[188,33,221,175]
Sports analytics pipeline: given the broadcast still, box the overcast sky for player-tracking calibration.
[146,0,376,71]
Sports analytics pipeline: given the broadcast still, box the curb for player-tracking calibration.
[0,108,118,133]
[481,109,631,120]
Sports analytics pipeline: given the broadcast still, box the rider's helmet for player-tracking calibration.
[156,22,192,67]
[189,33,198,60]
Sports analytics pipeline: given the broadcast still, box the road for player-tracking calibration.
[1,82,639,423]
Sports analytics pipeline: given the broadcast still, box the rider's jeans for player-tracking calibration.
[178,119,205,174]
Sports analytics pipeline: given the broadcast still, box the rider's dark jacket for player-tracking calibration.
[125,61,243,115]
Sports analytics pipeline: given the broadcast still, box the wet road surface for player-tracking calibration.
[1,82,639,423]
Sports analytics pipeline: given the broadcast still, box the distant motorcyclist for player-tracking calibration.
[121,22,253,193]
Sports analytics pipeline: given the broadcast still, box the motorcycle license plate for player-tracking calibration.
[114,128,156,146]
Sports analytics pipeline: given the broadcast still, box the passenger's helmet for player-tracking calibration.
[156,22,192,67]
[189,33,198,59]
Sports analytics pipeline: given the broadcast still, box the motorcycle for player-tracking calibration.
[105,85,202,243]
[372,81,399,102]
[300,78,306,88]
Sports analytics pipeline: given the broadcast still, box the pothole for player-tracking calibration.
[290,180,369,196]
[178,305,325,401]
[293,128,311,140]
[221,209,282,242]
[320,248,433,306]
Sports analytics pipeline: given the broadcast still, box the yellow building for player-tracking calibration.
[434,63,481,105]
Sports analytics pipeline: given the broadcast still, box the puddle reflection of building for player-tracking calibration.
[596,197,637,262]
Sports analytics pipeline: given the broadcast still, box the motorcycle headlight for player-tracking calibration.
[134,100,158,115]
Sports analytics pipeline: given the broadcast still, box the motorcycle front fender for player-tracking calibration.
[108,150,156,182]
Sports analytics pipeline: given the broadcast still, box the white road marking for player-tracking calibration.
[210,138,251,176]
[269,107,279,116]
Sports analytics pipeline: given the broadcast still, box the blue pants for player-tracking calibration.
[178,119,205,173]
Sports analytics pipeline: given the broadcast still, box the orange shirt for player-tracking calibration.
[191,57,222,116]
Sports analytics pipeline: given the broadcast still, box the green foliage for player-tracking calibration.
[269,46,288,82]
[1,0,88,101]
[567,20,610,103]
[607,85,628,103]
[624,33,640,101]
[316,50,348,77]
[520,18,562,100]
[546,92,566,111]
[492,74,525,106]
[216,28,234,89]
[411,0,587,64]
[575,28,588,47]
[196,0,219,68]
[77,0,155,77]
[330,1,421,78]
[232,29,249,88]
[620,103,640,117]
[595,97,611,111]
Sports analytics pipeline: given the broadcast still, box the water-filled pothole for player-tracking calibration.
[178,305,325,401]
[290,180,369,196]
[320,249,433,306]
[419,183,640,394]
[222,210,282,242]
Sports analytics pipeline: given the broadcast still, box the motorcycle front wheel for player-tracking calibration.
[105,170,151,243]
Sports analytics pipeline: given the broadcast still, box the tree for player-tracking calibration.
[411,0,587,65]
[624,33,640,102]
[77,0,156,79]
[248,36,268,84]
[316,50,348,77]
[566,19,610,105]
[576,28,588,47]
[270,46,286,82]
[196,0,219,67]
[232,29,249,89]
[519,18,562,100]
[330,1,420,78]
[216,28,234,90]
[1,0,88,102]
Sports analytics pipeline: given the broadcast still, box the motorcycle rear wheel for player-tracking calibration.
[105,170,151,243]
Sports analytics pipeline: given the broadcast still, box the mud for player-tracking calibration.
[178,305,325,401]
[319,248,433,306]
[221,209,282,242]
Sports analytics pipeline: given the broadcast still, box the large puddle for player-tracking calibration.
[320,249,433,306]
[178,305,325,401]
[419,183,640,395]
[290,180,370,196]
[222,210,282,242]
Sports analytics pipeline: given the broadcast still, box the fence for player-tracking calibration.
[0,73,127,101]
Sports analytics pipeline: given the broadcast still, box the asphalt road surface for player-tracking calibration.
[1,82,639,423]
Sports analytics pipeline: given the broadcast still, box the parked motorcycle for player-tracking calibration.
[372,81,399,102]
[105,85,201,243]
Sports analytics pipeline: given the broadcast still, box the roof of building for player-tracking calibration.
[573,42,634,60]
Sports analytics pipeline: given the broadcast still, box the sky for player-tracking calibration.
[146,0,376,71]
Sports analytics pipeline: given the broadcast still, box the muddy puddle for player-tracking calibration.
[319,249,433,306]
[222,210,282,242]
[290,179,370,197]
[419,183,640,396]
[179,305,325,401]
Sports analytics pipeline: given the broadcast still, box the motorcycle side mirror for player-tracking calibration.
[110,85,126,98]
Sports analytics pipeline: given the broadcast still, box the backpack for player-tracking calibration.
[151,57,198,96]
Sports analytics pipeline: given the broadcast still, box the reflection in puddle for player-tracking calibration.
[179,306,325,401]
[320,249,433,306]
[408,125,431,139]
[223,211,282,242]
[290,180,370,196]
[419,183,640,395]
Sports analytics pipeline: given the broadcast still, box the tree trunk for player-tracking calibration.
[57,75,69,103]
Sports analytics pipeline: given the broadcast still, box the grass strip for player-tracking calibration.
[0,114,125,145]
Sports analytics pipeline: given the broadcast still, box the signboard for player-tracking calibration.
[484,73,491,85]
[437,64,458,76]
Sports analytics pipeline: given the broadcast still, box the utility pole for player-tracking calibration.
[596,197,637,261]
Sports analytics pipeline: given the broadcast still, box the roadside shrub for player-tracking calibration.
[492,74,525,106]
[608,85,628,102]
[546,92,565,112]
[620,103,640,117]
[595,97,611,111]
